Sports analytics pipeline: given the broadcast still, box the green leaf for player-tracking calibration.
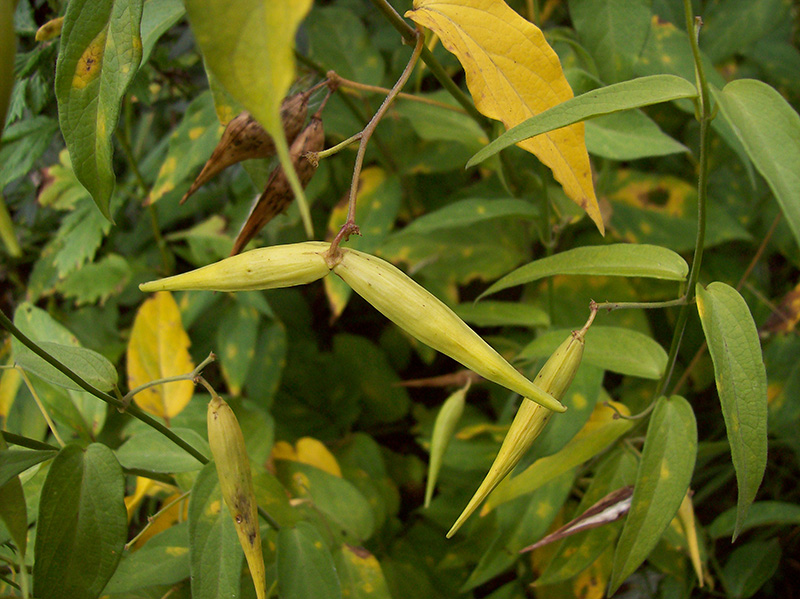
[243,321,287,409]
[453,301,549,328]
[0,0,14,138]
[57,253,132,305]
[147,91,222,204]
[306,6,384,86]
[0,448,57,488]
[569,0,652,83]
[701,0,788,63]
[12,302,117,404]
[519,326,667,380]
[462,471,575,590]
[335,544,393,599]
[468,75,697,166]
[252,469,297,528]
[484,403,635,513]
[277,461,375,541]
[103,522,190,594]
[52,197,113,277]
[722,540,782,599]
[0,436,28,558]
[116,428,208,473]
[189,462,243,599]
[277,521,342,599]
[16,341,118,393]
[481,243,688,299]
[400,198,539,236]
[55,0,144,220]
[712,79,800,249]
[708,501,800,540]
[696,282,768,540]
[216,302,260,396]
[609,396,697,594]
[33,443,127,599]
[0,116,60,188]
[585,109,687,160]
[537,449,638,585]
[395,91,487,149]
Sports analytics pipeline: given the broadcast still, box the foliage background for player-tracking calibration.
[1,0,799,598]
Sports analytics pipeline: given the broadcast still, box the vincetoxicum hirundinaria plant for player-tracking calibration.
[1,0,796,597]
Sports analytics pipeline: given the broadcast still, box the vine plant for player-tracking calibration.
[1,0,798,598]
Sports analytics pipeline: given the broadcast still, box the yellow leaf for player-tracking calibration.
[127,291,194,421]
[406,0,604,234]
[125,476,156,521]
[677,491,705,587]
[272,437,342,478]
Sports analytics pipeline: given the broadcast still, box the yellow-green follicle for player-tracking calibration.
[333,248,566,413]
[208,394,267,599]
[447,329,585,538]
[139,241,331,292]
[425,385,468,508]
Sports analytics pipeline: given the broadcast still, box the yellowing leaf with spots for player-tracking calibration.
[481,401,634,514]
[406,0,604,234]
[127,291,195,421]
[609,396,697,594]
[147,92,224,205]
[336,544,393,599]
[55,0,144,221]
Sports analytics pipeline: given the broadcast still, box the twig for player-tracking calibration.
[327,30,425,257]
[592,297,688,312]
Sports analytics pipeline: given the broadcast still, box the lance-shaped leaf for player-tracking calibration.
[712,79,800,249]
[126,291,195,420]
[55,0,144,221]
[184,0,315,235]
[0,435,28,560]
[480,243,689,299]
[609,396,697,594]
[696,282,767,540]
[425,385,467,507]
[468,75,697,167]
[33,444,127,599]
[406,0,604,234]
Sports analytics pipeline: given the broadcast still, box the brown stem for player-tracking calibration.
[327,29,425,258]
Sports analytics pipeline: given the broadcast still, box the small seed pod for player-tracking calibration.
[332,248,565,413]
[425,384,468,508]
[207,393,266,599]
[181,90,311,204]
[231,114,325,255]
[447,327,586,538]
[138,241,331,293]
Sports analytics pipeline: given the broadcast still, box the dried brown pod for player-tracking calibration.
[230,114,324,255]
[180,90,311,204]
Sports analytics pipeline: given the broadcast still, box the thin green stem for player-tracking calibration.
[368,0,491,131]
[312,132,362,161]
[122,352,216,404]
[1,431,58,451]
[593,297,688,312]
[656,2,713,398]
[0,310,210,465]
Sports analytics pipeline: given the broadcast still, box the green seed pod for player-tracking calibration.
[425,384,468,508]
[207,393,266,599]
[139,241,331,292]
[333,248,565,413]
[447,327,586,537]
